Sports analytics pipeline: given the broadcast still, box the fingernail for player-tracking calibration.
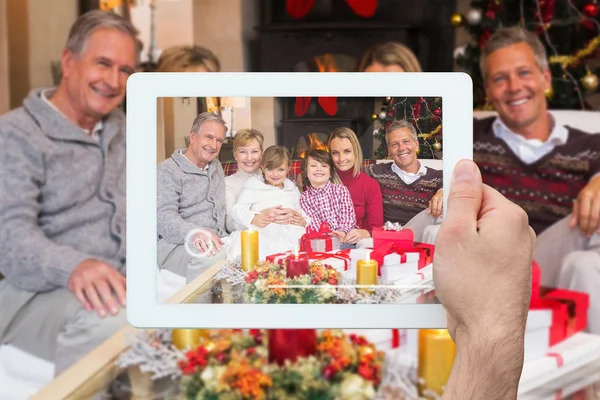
[453,160,476,182]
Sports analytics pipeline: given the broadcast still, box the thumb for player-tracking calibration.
[443,159,483,233]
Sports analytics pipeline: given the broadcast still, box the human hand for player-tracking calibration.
[68,259,126,318]
[251,213,273,228]
[289,211,307,227]
[342,228,370,244]
[568,175,600,237]
[331,231,346,240]
[193,231,225,256]
[428,189,444,219]
[434,160,535,342]
[270,207,296,224]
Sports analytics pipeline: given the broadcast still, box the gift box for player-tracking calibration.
[266,250,307,265]
[342,329,405,353]
[524,309,553,361]
[308,250,351,273]
[540,288,589,335]
[531,260,541,300]
[372,226,414,248]
[530,298,569,346]
[379,251,421,282]
[414,242,435,263]
[299,222,340,254]
[349,248,373,273]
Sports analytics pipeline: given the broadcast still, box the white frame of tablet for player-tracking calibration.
[126,72,473,329]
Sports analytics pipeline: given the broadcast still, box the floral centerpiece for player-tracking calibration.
[244,261,342,304]
[177,329,384,400]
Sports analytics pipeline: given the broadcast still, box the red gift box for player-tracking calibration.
[530,298,569,346]
[308,250,351,271]
[300,222,338,255]
[531,260,541,301]
[541,288,589,335]
[372,227,414,248]
[370,242,429,275]
[414,242,434,265]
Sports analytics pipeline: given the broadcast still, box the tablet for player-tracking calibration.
[126,72,473,329]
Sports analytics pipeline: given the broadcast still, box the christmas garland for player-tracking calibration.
[244,260,342,304]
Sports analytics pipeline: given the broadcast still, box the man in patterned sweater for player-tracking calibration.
[367,120,443,238]
[474,27,600,334]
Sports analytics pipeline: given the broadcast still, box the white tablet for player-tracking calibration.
[126,72,473,329]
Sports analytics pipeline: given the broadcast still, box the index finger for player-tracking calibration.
[107,271,127,307]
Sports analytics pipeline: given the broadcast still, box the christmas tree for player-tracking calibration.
[453,0,600,110]
[373,97,443,160]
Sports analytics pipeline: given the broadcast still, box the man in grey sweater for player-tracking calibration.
[157,112,228,283]
[0,11,137,376]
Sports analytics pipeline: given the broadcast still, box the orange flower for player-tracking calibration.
[266,276,286,297]
[221,359,272,399]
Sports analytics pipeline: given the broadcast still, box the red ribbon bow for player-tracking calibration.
[309,250,350,271]
[300,222,334,255]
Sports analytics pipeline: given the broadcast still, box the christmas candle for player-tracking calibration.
[417,329,456,396]
[241,227,259,271]
[356,252,378,294]
[171,329,210,350]
[286,246,309,278]
[268,329,317,366]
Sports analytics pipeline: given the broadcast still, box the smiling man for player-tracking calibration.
[367,119,443,228]
[157,112,229,284]
[0,11,137,376]
[473,26,600,334]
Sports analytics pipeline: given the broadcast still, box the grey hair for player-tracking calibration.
[480,26,548,81]
[386,119,418,143]
[65,10,138,56]
[190,112,227,136]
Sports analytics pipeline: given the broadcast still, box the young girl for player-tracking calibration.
[299,149,357,248]
[226,145,310,261]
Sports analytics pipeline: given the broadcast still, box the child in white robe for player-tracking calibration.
[225,145,310,261]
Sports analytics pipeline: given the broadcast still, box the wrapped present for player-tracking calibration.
[531,260,541,300]
[308,250,351,273]
[266,250,307,265]
[349,248,372,273]
[414,242,434,263]
[530,298,569,346]
[379,251,420,282]
[524,309,553,361]
[299,222,340,254]
[372,223,414,248]
[540,287,589,335]
[370,242,430,275]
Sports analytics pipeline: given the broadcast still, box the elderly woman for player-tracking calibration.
[225,129,264,232]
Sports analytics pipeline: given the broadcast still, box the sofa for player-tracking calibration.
[2,109,599,400]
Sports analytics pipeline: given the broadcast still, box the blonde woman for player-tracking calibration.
[225,129,264,232]
[327,127,383,246]
[358,41,422,72]
[156,45,221,72]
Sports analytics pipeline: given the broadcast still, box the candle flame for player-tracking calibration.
[365,252,370,261]
[294,245,299,258]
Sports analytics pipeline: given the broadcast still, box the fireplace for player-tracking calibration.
[250,0,456,159]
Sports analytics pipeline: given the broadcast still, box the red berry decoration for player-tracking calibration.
[323,365,337,380]
[584,3,599,17]
[434,108,441,116]
[215,352,228,363]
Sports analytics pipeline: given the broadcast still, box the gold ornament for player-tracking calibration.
[433,141,442,151]
[582,71,599,91]
[372,113,378,120]
[544,87,553,100]
[451,13,464,27]
[416,147,421,155]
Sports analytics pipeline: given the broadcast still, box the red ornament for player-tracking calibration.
[485,10,496,19]
[434,108,441,116]
[268,329,318,366]
[584,3,599,17]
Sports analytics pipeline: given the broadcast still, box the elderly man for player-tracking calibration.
[367,119,443,237]
[472,26,600,333]
[157,112,228,283]
[0,11,137,375]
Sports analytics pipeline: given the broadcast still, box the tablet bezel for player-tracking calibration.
[126,72,473,329]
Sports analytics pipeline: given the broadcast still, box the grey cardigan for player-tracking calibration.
[0,88,127,292]
[157,150,226,245]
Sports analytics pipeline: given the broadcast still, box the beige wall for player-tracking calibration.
[6,0,77,110]
[0,0,9,114]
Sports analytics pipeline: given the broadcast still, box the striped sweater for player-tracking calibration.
[473,117,600,234]
[367,162,443,225]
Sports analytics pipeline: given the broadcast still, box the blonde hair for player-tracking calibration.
[301,149,342,189]
[327,127,363,178]
[157,45,221,72]
[358,42,422,72]
[261,145,290,171]
[233,129,265,153]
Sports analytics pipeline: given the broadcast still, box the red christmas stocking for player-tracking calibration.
[345,0,378,18]
[286,0,316,19]
[295,97,312,116]
[318,96,338,116]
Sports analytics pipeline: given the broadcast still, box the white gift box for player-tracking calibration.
[309,253,351,273]
[518,332,600,395]
[349,248,373,273]
[380,252,420,282]
[524,309,552,362]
